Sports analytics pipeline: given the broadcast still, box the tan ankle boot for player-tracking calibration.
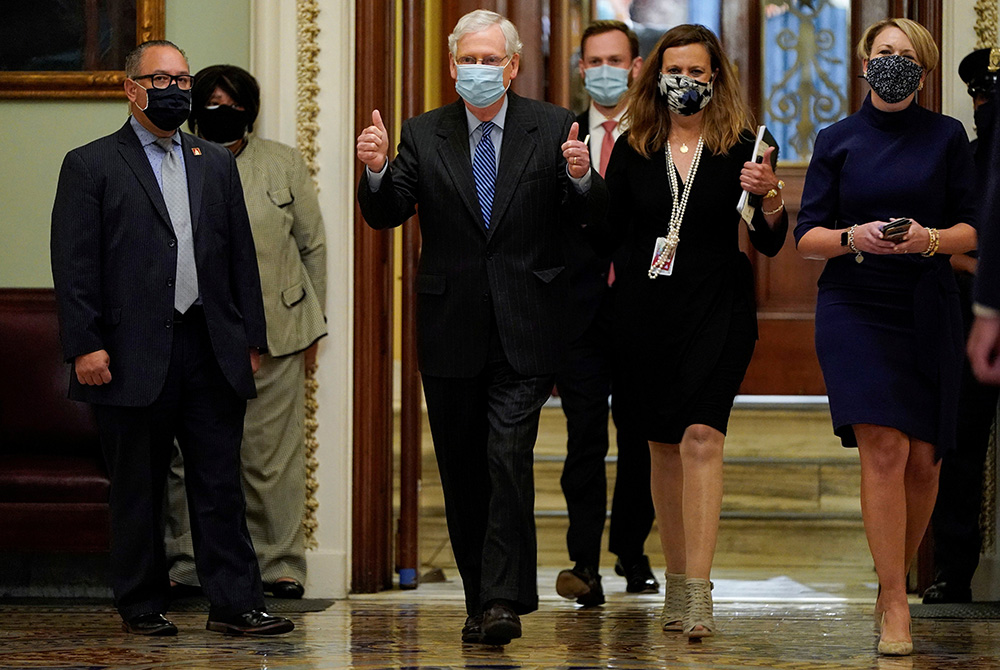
[684,577,715,639]
[660,573,685,631]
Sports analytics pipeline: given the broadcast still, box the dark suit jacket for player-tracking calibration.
[976,89,1000,310]
[359,93,609,377]
[560,109,613,343]
[51,120,267,406]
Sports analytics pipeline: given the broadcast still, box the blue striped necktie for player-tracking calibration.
[472,121,496,229]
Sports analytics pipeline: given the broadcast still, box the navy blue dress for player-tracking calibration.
[795,95,978,455]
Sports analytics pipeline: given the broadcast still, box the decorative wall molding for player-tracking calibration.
[295,0,322,550]
[976,0,998,48]
[297,0,322,179]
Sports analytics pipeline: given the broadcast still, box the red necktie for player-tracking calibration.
[598,119,617,178]
[599,119,618,285]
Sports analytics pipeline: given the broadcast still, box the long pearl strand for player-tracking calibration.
[648,136,705,279]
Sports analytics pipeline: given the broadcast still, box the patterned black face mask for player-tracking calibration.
[864,54,923,104]
[658,73,713,116]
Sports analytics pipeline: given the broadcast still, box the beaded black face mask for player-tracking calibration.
[864,54,923,104]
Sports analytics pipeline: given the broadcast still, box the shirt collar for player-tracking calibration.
[465,95,509,136]
[129,115,179,148]
[588,101,626,133]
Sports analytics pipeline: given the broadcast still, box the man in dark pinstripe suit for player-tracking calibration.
[50,41,292,637]
[358,10,607,646]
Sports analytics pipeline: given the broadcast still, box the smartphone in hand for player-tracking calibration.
[880,218,912,242]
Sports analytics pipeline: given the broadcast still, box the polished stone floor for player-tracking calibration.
[2,569,998,669]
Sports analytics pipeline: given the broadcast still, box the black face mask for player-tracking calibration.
[196,104,251,144]
[864,54,923,104]
[139,83,192,131]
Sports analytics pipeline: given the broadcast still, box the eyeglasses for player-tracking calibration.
[455,55,510,67]
[133,73,194,90]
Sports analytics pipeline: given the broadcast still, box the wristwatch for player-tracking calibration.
[841,230,849,246]
[765,179,785,200]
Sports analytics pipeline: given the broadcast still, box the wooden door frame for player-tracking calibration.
[353,0,396,594]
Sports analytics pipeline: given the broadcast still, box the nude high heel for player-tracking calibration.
[877,612,913,656]
[660,573,685,631]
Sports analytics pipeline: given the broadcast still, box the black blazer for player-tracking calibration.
[559,109,613,342]
[976,88,1000,310]
[51,120,267,406]
[359,93,609,377]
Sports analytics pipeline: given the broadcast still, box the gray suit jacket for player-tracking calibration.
[51,121,267,406]
[237,137,326,357]
[359,92,609,377]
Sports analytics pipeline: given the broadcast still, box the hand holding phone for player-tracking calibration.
[880,218,912,243]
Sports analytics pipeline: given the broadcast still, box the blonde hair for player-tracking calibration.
[856,18,939,72]
[622,24,753,158]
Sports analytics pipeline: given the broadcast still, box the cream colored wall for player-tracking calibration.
[942,1,979,139]
[0,0,251,288]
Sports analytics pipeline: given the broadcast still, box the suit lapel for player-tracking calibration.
[489,93,536,235]
[180,132,205,234]
[116,122,172,230]
[436,102,485,231]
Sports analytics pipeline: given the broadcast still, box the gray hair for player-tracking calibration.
[124,40,187,78]
[448,10,523,58]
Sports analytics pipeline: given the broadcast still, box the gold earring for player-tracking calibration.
[918,82,924,91]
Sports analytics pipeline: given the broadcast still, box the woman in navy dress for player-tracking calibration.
[594,24,787,638]
[795,18,977,656]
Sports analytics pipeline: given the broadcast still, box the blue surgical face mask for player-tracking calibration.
[583,64,630,107]
[455,60,511,108]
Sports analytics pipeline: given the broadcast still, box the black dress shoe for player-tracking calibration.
[615,555,660,594]
[922,580,972,604]
[461,614,484,643]
[122,612,178,636]
[480,600,521,644]
[264,579,305,599]
[556,565,605,607]
[206,610,295,636]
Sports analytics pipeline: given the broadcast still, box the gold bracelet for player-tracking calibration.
[847,225,863,263]
[921,228,940,257]
[762,200,785,216]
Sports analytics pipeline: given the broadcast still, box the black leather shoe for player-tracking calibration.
[206,610,295,636]
[556,565,605,607]
[480,600,521,644]
[264,579,304,599]
[615,555,660,594]
[922,580,972,604]
[461,614,484,643]
[122,612,178,636]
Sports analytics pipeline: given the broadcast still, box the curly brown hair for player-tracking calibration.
[622,24,753,158]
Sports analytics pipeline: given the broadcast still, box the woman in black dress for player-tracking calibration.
[595,24,787,638]
[795,19,977,656]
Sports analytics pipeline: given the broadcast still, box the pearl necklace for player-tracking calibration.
[648,136,704,279]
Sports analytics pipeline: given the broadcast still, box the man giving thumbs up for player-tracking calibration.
[357,8,607,648]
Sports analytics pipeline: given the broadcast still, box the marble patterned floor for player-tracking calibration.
[2,569,998,670]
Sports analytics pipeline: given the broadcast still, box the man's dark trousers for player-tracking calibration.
[95,307,265,621]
